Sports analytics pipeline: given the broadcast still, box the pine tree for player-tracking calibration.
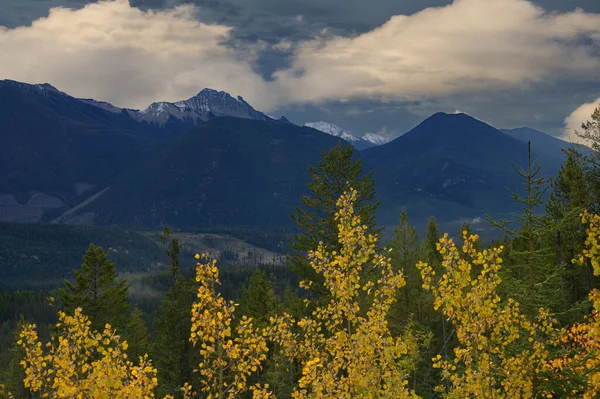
[546,147,596,318]
[266,285,303,398]
[387,209,421,330]
[487,142,560,319]
[237,269,279,329]
[281,284,305,320]
[126,307,150,363]
[152,228,197,399]
[0,316,31,399]
[59,243,129,332]
[420,216,452,363]
[574,104,600,213]
[576,105,600,154]
[387,210,436,396]
[421,216,442,267]
[290,141,379,298]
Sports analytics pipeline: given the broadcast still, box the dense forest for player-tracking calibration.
[1,108,600,398]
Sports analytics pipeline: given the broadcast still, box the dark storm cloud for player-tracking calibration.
[533,0,600,13]
[2,0,451,35]
[4,0,600,39]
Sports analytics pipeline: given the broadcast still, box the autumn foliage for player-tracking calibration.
[543,211,600,398]
[417,232,555,397]
[188,254,273,399]
[18,308,159,398]
[267,189,419,398]
[9,190,600,398]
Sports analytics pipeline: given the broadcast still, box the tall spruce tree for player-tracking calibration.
[487,142,560,319]
[0,316,31,399]
[546,147,597,317]
[576,105,600,151]
[290,141,379,297]
[422,216,442,266]
[388,209,421,330]
[575,104,600,212]
[126,307,150,362]
[237,269,279,329]
[419,215,451,382]
[59,243,129,332]
[152,228,197,399]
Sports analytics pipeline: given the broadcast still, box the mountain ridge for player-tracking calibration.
[363,112,565,226]
[0,80,573,231]
[303,121,391,150]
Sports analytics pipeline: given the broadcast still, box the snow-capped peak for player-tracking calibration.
[304,121,363,143]
[362,132,392,145]
[132,88,269,125]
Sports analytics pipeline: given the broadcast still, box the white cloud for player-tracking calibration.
[562,98,600,144]
[0,0,599,111]
[0,0,278,110]
[273,0,600,105]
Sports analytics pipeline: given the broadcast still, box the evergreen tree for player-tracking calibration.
[421,216,442,266]
[126,307,150,362]
[576,105,600,153]
[0,316,31,399]
[290,141,379,297]
[387,210,437,396]
[152,228,196,399]
[419,216,451,374]
[388,209,421,329]
[487,142,560,319]
[237,269,279,329]
[546,147,596,318]
[281,284,305,320]
[59,243,129,332]
[574,105,600,213]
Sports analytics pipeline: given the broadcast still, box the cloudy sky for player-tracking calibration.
[1,0,599,140]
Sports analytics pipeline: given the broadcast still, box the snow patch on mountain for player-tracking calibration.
[363,132,392,145]
[78,88,271,126]
[304,121,363,142]
[304,121,393,149]
[131,89,271,125]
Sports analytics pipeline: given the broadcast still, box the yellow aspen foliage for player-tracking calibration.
[18,307,159,399]
[189,254,273,399]
[417,232,555,398]
[267,189,419,399]
[543,211,600,398]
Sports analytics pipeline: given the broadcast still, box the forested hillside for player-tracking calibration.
[0,81,582,231]
[2,106,600,398]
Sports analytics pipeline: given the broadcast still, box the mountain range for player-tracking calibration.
[303,121,390,150]
[82,88,273,126]
[0,79,585,233]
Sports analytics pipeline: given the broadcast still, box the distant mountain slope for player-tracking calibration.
[304,121,375,150]
[363,132,392,146]
[0,80,163,222]
[363,113,565,225]
[0,222,285,289]
[501,127,591,158]
[75,117,344,228]
[0,79,574,231]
